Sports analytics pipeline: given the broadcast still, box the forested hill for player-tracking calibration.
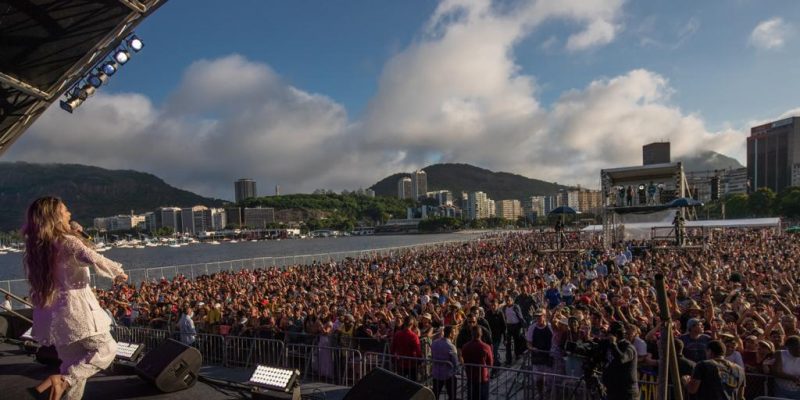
[370,163,569,201]
[0,162,225,231]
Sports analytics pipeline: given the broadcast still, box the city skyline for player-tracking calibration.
[4,1,799,199]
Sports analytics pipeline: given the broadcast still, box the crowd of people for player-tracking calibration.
[93,228,800,399]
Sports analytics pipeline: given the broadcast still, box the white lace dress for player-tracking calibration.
[32,235,124,346]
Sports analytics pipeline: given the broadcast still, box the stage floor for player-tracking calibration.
[0,342,348,400]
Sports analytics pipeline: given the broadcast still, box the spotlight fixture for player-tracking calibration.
[128,35,144,52]
[88,70,109,88]
[114,49,130,64]
[60,90,85,113]
[78,83,96,98]
[248,365,301,400]
[102,61,118,76]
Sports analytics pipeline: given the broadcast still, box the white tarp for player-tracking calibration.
[582,218,782,240]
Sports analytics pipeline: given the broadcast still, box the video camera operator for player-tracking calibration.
[602,321,639,400]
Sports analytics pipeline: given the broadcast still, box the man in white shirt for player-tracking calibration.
[2,294,11,311]
[178,306,197,346]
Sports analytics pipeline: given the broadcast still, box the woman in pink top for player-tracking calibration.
[25,197,128,400]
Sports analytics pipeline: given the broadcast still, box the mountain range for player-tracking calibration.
[370,151,744,200]
[0,150,742,231]
[0,162,226,231]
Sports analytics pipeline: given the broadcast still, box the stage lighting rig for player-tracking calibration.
[59,33,144,114]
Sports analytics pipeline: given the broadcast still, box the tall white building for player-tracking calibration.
[466,191,490,219]
[496,199,522,220]
[210,208,227,230]
[411,170,428,200]
[397,177,412,199]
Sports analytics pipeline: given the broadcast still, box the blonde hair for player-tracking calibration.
[23,197,71,308]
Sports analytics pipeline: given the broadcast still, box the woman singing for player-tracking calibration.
[24,197,128,400]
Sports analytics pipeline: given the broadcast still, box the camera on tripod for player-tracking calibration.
[564,339,608,399]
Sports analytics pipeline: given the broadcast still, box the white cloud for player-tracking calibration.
[566,19,617,51]
[7,0,764,198]
[749,17,791,50]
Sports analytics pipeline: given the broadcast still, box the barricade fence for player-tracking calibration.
[0,238,485,298]
[107,326,770,400]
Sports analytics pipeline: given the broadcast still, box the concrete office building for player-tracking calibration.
[244,207,275,228]
[747,117,800,193]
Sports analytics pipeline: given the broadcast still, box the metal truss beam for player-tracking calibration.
[0,72,50,100]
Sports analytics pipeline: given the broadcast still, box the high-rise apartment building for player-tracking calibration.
[496,199,522,220]
[156,206,182,233]
[210,208,227,230]
[181,206,211,234]
[643,142,671,165]
[411,170,428,200]
[524,196,546,218]
[577,189,602,213]
[225,207,243,228]
[747,117,800,193]
[397,177,412,199]
[723,168,748,195]
[234,178,257,203]
[427,190,453,206]
[466,191,490,220]
[244,207,275,228]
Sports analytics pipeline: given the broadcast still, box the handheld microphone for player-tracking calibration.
[70,221,92,240]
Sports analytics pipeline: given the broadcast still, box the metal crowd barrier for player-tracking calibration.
[362,352,454,388]
[285,343,363,386]
[224,335,285,369]
[108,326,776,400]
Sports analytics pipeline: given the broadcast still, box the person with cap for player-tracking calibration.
[680,317,712,363]
[526,308,553,395]
[601,321,639,400]
[431,326,459,400]
[687,340,745,400]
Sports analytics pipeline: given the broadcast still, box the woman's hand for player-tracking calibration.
[116,273,129,283]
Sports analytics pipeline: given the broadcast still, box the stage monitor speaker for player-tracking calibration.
[135,338,201,393]
[343,368,435,400]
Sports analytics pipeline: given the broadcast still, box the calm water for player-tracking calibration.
[0,232,485,281]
